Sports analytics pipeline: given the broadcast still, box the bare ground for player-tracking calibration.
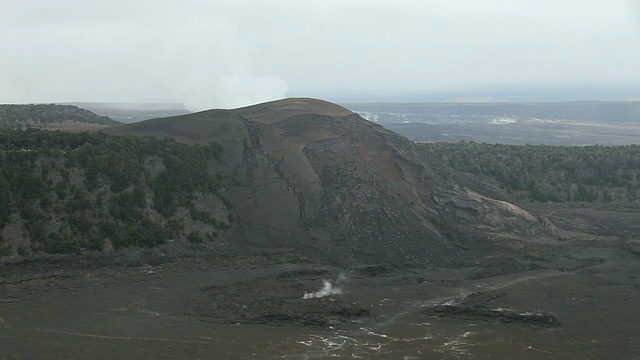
[1,204,640,359]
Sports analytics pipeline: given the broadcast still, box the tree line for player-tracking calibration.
[0,128,226,256]
[421,141,640,203]
[0,104,118,128]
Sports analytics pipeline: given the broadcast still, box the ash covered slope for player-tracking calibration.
[113,98,553,265]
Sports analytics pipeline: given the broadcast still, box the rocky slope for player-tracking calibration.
[108,98,555,266]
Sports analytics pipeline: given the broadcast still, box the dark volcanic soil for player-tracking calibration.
[2,203,640,360]
[195,272,370,327]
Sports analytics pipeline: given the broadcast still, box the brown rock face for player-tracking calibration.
[112,98,553,266]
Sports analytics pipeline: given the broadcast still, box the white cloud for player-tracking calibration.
[1,0,639,106]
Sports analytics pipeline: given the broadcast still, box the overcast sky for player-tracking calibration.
[2,0,640,110]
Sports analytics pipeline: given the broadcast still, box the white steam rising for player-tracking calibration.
[303,273,348,299]
[213,72,288,110]
[159,15,290,111]
[0,4,289,111]
[303,280,342,299]
[178,71,289,112]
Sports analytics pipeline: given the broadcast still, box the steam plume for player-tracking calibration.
[303,273,348,299]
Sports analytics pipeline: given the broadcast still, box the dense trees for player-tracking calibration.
[422,142,640,203]
[0,104,119,129]
[7,126,638,258]
[0,129,225,256]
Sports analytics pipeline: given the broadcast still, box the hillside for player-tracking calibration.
[1,98,558,264]
[0,104,120,131]
[0,129,227,257]
[104,98,556,265]
[422,142,640,203]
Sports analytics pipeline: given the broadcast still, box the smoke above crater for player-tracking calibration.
[180,72,289,112]
[151,12,290,111]
[0,1,289,111]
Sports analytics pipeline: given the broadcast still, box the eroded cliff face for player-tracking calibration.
[115,98,555,266]
[226,99,555,265]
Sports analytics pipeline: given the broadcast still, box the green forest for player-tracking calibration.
[0,129,226,257]
[422,141,640,203]
[0,104,119,129]
[3,124,640,258]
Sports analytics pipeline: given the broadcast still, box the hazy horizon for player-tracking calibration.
[5,82,640,110]
[2,1,640,110]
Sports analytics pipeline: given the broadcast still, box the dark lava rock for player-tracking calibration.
[276,268,330,279]
[349,264,395,278]
[195,274,369,327]
[423,305,560,326]
[625,239,640,256]
[460,290,506,307]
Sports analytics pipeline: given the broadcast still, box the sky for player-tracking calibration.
[2,0,640,110]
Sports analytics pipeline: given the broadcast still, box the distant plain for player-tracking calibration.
[345,101,640,145]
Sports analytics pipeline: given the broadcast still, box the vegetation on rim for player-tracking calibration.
[2,99,639,263]
[422,141,640,203]
[0,128,227,257]
[0,104,120,129]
